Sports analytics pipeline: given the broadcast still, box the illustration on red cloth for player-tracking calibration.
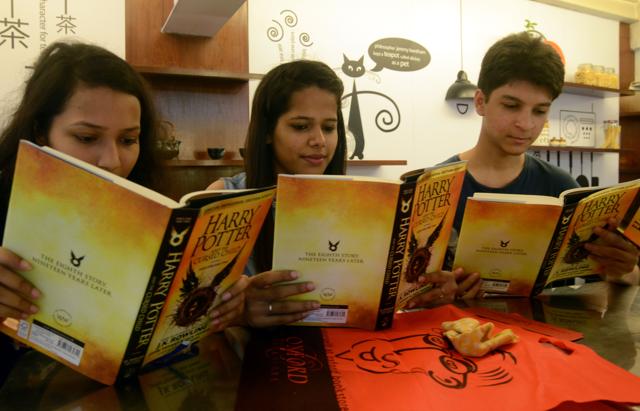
[322,305,640,410]
[334,327,517,389]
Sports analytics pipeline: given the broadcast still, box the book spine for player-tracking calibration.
[618,189,640,234]
[375,181,417,330]
[532,202,579,296]
[116,208,197,381]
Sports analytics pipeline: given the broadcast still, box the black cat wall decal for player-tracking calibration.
[340,54,400,160]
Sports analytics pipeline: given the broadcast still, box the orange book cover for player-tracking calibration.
[142,188,273,364]
[547,180,640,284]
[0,141,274,385]
[272,161,467,330]
[453,179,640,297]
[273,174,405,330]
[396,161,467,308]
[453,195,563,297]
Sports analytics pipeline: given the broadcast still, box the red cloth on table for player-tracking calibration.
[322,304,640,411]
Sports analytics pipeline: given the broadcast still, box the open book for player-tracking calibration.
[272,161,467,330]
[0,140,275,385]
[453,179,640,297]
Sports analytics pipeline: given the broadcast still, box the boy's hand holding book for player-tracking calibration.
[453,268,483,300]
[0,247,40,320]
[586,217,639,285]
[403,270,458,309]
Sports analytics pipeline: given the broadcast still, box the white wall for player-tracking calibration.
[248,0,621,186]
[0,1,125,129]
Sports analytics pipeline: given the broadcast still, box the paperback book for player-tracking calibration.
[453,179,640,297]
[0,140,275,385]
[272,161,466,330]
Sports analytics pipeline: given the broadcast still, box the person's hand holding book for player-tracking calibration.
[244,270,319,327]
[208,275,250,331]
[0,247,40,320]
[404,270,458,309]
[453,268,483,299]
[586,217,640,285]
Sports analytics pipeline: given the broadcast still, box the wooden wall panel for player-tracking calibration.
[125,0,250,198]
[145,76,249,160]
[125,0,248,72]
[619,23,634,90]
[619,23,640,183]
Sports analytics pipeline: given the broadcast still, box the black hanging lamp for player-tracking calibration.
[445,0,477,111]
[445,70,477,100]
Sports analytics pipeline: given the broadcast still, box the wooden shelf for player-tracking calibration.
[162,159,408,167]
[562,82,623,97]
[529,145,621,153]
[134,65,263,81]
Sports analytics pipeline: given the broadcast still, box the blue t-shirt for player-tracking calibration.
[441,153,579,234]
[441,153,579,270]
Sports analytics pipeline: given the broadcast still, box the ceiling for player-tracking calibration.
[532,0,640,22]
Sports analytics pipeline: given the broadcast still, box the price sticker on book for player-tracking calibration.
[303,305,349,324]
[481,279,510,293]
[25,319,85,366]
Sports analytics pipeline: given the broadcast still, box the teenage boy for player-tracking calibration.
[410,32,639,306]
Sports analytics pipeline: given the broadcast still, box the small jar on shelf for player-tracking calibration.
[604,67,619,89]
[574,63,596,85]
[601,120,621,149]
[593,65,607,87]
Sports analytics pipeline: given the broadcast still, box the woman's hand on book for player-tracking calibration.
[584,217,640,283]
[0,247,40,320]
[208,275,250,332]
[244,270,319,327]
[405,270,458,309]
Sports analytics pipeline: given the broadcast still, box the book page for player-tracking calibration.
[473,192,562,206]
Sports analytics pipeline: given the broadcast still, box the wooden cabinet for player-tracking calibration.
[125,0,408,200]
[125,0,250,199]
[619,23,640,183]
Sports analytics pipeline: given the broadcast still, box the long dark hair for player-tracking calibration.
[0,41,163,236]
[244,59,347,272]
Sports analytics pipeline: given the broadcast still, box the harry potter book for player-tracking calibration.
[271,161,466,330]
[0,140,275,385]
[453,179,640,297]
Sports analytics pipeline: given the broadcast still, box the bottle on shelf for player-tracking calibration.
[574,63,596,86]
[593,65,606,87]
[604,67,619,89]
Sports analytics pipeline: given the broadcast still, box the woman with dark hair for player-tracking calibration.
[0,41,247,382]
[208,59,348,327]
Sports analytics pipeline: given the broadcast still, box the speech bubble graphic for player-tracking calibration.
[368,38,430,72]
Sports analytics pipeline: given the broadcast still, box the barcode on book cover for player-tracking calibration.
[302,305,348,324]
[28,319,85,366]
[481,279,510,293]
[17,320,29,339]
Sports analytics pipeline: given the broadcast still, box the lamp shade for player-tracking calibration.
[445,70,477,100]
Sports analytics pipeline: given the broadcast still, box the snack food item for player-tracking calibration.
[442,317,519,357]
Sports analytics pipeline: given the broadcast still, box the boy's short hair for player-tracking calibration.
[478,31,565,100]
